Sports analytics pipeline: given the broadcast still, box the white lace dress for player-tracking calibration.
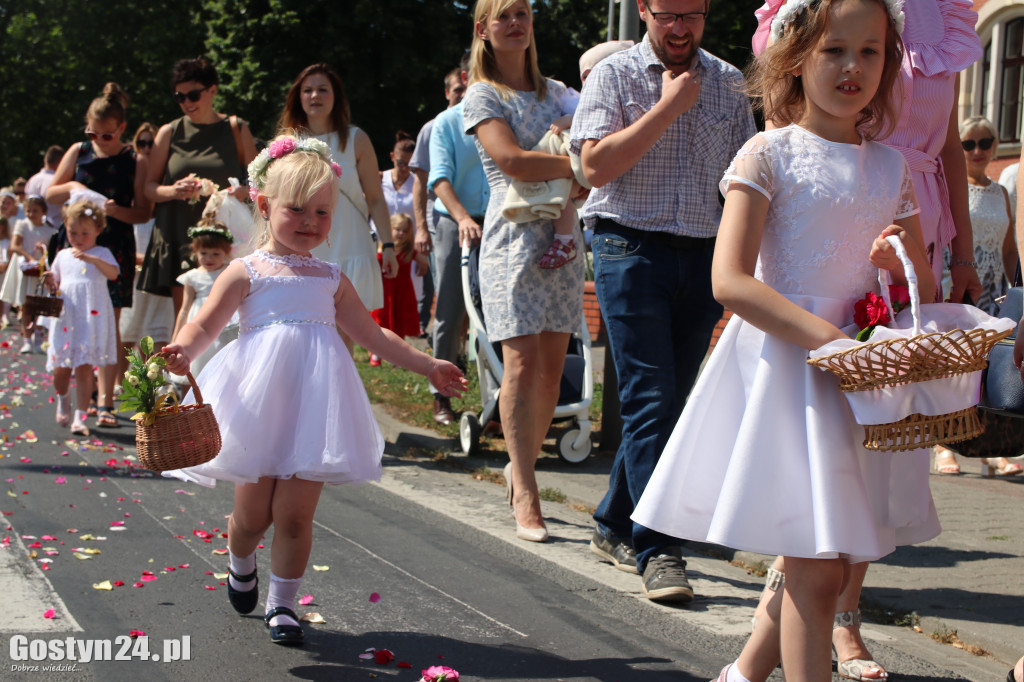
[166,250,384,487]
[46,247,118,371]
[967,181,1011,314]
[633,125,941,562]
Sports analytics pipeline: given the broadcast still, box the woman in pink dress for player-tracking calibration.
[738,2,983,680]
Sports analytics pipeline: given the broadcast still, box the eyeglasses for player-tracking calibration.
[85,129,118,142]
[961,137,995,152]
[173,87,208,104]
[136,139,154,150]
[649,10,706,27]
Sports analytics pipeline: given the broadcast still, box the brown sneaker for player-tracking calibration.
[433,396,456,425]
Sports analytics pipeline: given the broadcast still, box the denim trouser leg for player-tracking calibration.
[590,223,723,572]
[429,214,468,393]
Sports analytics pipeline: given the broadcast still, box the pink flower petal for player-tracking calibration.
[298,594,314,605]
[43,609,55,619]
[369,592,381,603]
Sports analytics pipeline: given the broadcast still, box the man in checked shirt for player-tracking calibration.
[570,0,755,603]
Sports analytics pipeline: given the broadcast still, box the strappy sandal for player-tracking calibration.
[226,566,259,614]
[538,239,577,269]
[264,606,304,646]
[750,566,784,631]
[96,408,118,428]
[834,610,888,680]
[932,448,961,475]
[981,458,1024,477]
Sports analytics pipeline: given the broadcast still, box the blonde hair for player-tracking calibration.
[251,133,339,248]
[959,115,998,153]
[469,0,547,101]
[65,200,107,232]
[747,0,903,140]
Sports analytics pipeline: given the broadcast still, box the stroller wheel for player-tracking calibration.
[558,428,591,463]
[459,413,482,456]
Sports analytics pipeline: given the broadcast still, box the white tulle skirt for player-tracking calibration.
[165,323,384,488]
[632,294,941,563]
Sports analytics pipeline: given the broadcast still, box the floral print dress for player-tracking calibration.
[463,80,583,342]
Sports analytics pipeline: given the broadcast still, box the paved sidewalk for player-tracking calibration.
[370,395,1024,680]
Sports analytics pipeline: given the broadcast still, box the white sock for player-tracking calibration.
[56,392,69,411]
[73,409,88,424]
[228,550,257,591]
[554,233,573,244]
[727,661,751,682]
[266,573,303,627]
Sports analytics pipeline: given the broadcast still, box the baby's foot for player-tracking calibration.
[538,239,577,270]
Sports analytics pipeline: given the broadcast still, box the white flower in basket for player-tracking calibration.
[808,236,1015,451]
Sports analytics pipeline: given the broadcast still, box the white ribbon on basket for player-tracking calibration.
[809,235,1016,426]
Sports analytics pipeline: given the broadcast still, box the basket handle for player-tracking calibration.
[185,371,205,407]
[878,234,922,336]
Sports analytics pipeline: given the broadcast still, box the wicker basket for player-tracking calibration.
[808,236,1012,452]
[135,372,221,472]
[23,279,63,318]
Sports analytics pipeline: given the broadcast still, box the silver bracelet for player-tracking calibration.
[949,258,977,268]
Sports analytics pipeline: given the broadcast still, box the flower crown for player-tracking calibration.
[187,223,234,243]
[247,136,343,201]
[769,0,904,43]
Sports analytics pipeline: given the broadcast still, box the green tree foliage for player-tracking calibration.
[0,1,203,181]
[0,0,756,182]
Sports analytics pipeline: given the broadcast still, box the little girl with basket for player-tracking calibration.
[632,1,945,679]
[45,201,119,435]
[161,134,467,647]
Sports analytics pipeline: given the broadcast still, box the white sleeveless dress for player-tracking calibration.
[166,250,384,487]
[311,128,383,311]
[633,126,941,563]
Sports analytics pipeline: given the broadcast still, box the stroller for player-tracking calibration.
[458,244,594,463]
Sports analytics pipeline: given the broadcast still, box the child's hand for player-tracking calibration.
[42,272,56,294]
[415,261,428,277]
[71,248,87,261]
[159,344,191,375]
[428,360,468,398]
[869,225,906,273]
[549,114,573,135]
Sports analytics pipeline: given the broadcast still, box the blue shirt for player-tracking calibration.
[428,102,489,218]
[570,34,755,237]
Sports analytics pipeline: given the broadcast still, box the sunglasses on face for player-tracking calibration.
[961,137,995,152]
[173,87,208,104]
[85,129,118,142]
[136,139,154,150]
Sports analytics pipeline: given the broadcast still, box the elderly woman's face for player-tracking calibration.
[300,73,335,121]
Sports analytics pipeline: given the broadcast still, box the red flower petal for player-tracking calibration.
[43,609,55,619]
[369,592,381,603]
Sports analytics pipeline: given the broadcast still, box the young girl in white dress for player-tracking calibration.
[161,135,467,647]
[631,1,942,680]
[172,221,237,376]
[0,217,10,328]
[0,195,57,353]
[45,201,118,436]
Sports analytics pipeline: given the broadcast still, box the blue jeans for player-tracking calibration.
[591,220,723,573]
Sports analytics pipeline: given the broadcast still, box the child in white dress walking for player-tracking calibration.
[1,195,57,353]
[45,201,118,435]
[173,220,237,376]
[631,1,941,680]
[161,135,466,647]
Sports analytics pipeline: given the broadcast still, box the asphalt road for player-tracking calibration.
[0,336,1012,681]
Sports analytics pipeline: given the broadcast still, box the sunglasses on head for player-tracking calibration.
[962,137,995,152]
[173,86,208,104]
[136,139,154,150]
[85,129,118,142]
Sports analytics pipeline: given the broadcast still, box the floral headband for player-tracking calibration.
[247,136,343,201]
[758,0,904,49]
[187,223,234,243]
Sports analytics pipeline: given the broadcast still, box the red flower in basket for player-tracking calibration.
[853,291,890,342]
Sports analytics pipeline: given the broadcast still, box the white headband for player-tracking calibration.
[770,0,905,43]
